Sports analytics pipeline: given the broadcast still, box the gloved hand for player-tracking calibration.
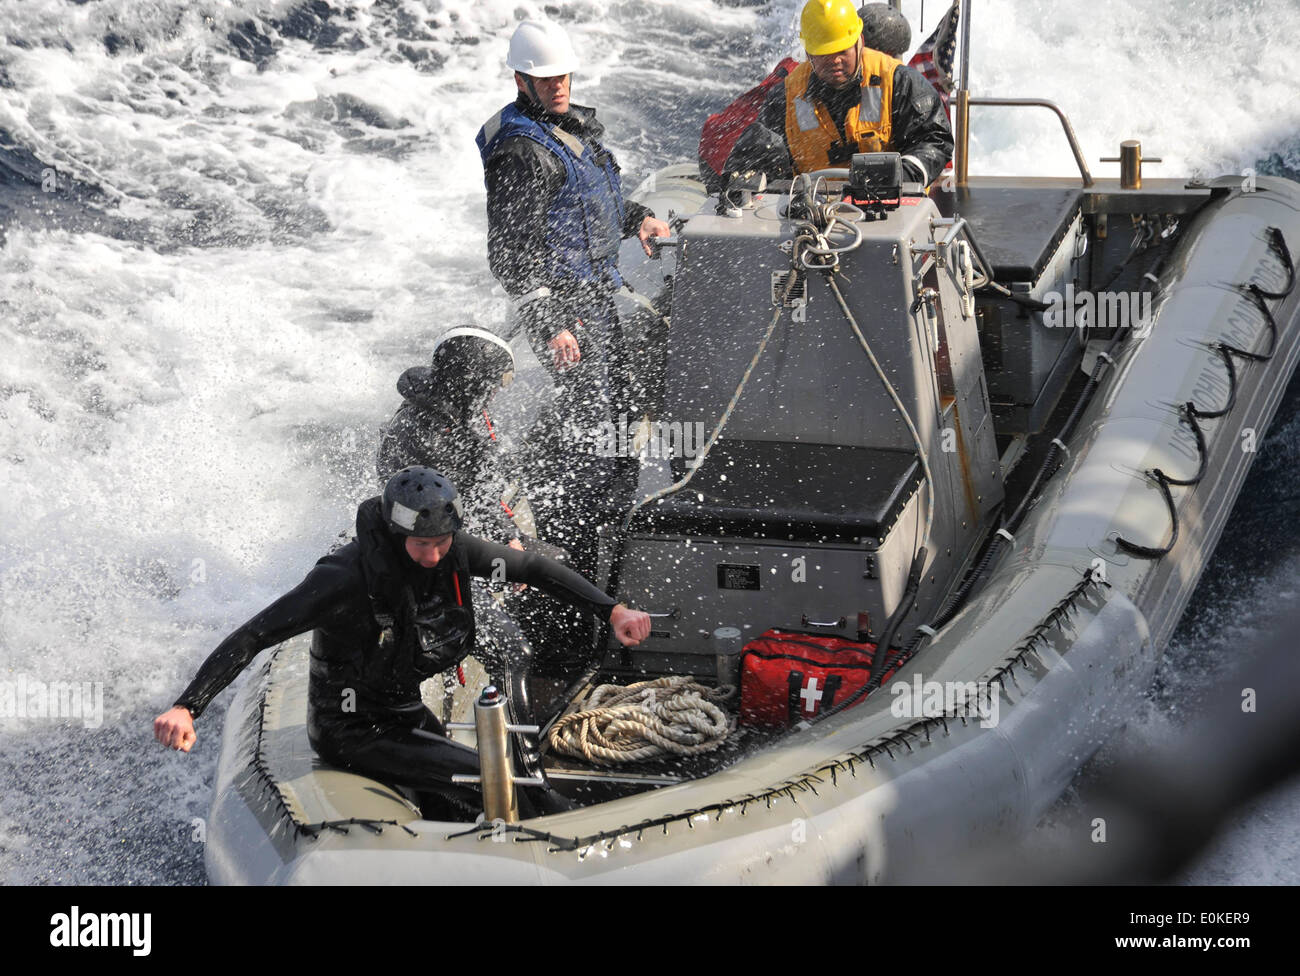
[900,157,927,185]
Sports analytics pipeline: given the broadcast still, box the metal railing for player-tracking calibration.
[954,93,1095,187]
[950,2,1093,187]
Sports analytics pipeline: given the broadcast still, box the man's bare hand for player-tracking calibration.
[154,706,196,752]
[610,604,652,647]
[638,215,673,257]
[548,328,580,370]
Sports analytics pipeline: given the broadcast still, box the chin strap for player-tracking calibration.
[521,75,572,116]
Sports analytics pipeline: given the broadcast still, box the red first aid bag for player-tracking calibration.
[698,57,799,184]
[739,630,891,728]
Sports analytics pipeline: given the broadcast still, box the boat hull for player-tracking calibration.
[206,175,1300,884]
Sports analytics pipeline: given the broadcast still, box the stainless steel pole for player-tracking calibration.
[474,686,518,824]
[959,0,972,92]
[955,1,973,186]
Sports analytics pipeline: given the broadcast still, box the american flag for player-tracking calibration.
[908,1,960,114]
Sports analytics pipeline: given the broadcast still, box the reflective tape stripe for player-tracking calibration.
[793,96,820,132]
[550,125,586,157]
[859,85,883,123]
[516,286,552,306]
[390,502,419,532]
[900,154,927,185]
[435,327,515,365]
[480,110,504,146]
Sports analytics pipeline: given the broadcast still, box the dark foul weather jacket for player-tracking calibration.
[375,366,518,544]
[724,60,953,187]
[477,93,652,341]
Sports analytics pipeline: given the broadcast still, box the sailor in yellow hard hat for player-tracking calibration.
[720,0,952,185]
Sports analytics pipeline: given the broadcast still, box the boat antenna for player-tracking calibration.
[958,0,972,92]
[954,0,973,186]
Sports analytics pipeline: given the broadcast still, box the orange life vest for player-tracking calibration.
[783,50,901,173]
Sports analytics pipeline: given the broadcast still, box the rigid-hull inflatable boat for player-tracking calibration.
[206,146,1300,885]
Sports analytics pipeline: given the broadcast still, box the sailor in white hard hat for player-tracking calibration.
[475,20,669,582]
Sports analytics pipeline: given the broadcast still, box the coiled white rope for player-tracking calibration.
[548,677,734,764]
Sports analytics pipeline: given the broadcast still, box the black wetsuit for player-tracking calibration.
[173,497,615,802]
[375,367,518,544]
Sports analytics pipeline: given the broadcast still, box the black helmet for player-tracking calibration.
[382,466,464,537]
[858,3,911,58]
[428,326,516,416]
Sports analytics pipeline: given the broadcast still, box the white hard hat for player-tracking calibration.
[506,20,579,77]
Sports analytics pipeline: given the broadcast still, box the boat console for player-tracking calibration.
[960,180,1088,434]
[599,167,1005,679]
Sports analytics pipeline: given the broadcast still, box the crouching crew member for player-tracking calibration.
[153,467,651,815]
[376,326,521,544]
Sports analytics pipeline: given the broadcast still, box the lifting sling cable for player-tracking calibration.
[825,272,936,552]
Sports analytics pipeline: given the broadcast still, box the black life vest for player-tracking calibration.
[355,498,474,687]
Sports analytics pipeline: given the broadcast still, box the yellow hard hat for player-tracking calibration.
[800,0,864,56]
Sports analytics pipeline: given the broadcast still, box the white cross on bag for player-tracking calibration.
[801,676,824,713]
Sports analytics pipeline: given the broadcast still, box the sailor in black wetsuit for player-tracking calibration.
[153,467,651,813]
[376,326,590,672]
[376,327,520,543]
